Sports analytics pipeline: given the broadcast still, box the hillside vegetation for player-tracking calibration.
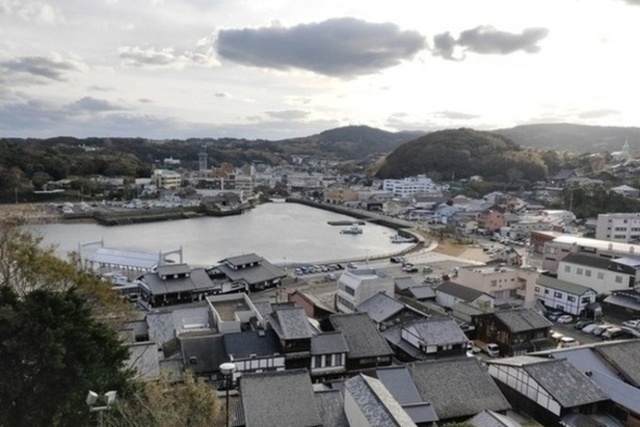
[375,128,549,182]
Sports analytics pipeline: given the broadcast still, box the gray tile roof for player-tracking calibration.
[157,263,191,277]
[589,369,640,415]
[408,357,511,420]
[240,369,322,427]
[179,333,226,374]
[536,274,595,296]
[146,303,212,345]
[376,366,439,424]
[380,325,427,360]
[223,329,281,359]
[220,253,264,267]
[329,313,394,359]
[436,280,491,302]
[562,253,612,270]
[311,331,349,355]
[405,318,468,346]
[141,267,215,295]
[344,374,418,427]
[356,292,405,323]
[407,285,436,300]
[268,307,314,340]
[469,410,522,427]
[394,276,419,291]
[214,259,286,286]
[126,341,160,381]
[313,390,348,427]
[594,340,640,387]
[493,308,552,332]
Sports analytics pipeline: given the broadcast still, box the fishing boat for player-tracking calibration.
[340,225,363,235]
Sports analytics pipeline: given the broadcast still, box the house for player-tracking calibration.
[595,212,640,242]
[309,331,349,380]
[343,374,418,427]
[267,306,314,369]
[487,357,610,426]
[336,269,394,314]
[327,313,393,371]
[235,369,323,427]
[288,290,336,320]
[374,366,439,427]
[407,357,511,422]
[434,281,494,312]
[534,275,598,316]
[222,329,285,381]
[557,253,638,294]
[399,318,468,358]
[356,292,405,326]
[179,332,226,379]
[610,184,640,198]
[206,292,264,334]
[473,308,554,356]
[138,264,219,308]
[602,288,640,319]
[208,253,286,292]
[455,265,538,305]
[479,208,508,233]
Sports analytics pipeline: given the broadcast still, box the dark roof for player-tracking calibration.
[375,366,439,424]
[313,390,348,427]
[220,253,263,267]
[469,410,521,427]
[380,325,426,361]
[404,318,468,346]
[408,357,511,420]
[562,253,612,270]
[594,340,640,387]
[268,307,314,340]
[492,308,552,333]
[214,259,286,286]
[394,276,419,291]
[141,268,215,296]
[329,313,393,359]
[223,329,281,359]
[179,333,226,374]
[356,292,405,323]
[343,374,418,427]
[239,369,322,427]
[157,263,191,276]
[521,359,609,407]
[407,286,436,300]
[311,331,349,355]
[436,281,491,302]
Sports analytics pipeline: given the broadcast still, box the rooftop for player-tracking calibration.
[552,235,640,256]
[536,274,596,296]
[436,281,491,302]
[329,313,393,359]
[492,308,552,333]
[356,292,405,324]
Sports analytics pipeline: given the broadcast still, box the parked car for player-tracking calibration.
[581,323,601,334]
[390,256,405,264]
[592,324,616,337]
[546,310,564,322]
[559,336,579,348]
[484,343,500,358]
[574,319,594,330]
[621,319,640,329]
[467,341,481,354]
[403,266,418,273]
[550,330,564,341]
[556,315,573,324]
[601,327,624,340]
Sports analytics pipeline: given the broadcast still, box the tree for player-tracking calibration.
[107,371,225,427]
[0,286,133,427]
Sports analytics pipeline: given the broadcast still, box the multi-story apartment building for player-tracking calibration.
[152,168,181,189]
[595,213,640,243]
[557,253,640,294]
[455,264,538,304]
[382,175,442,198]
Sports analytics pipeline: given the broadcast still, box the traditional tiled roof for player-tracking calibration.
[356,292,404,323]
[492,308,552,333]
[214,259,286,286]
[329,313,393,359]
[311,331,349,355]
[375,366,439,424]
[268,307,314,340]
[436,281,491,302]
[223,329,281,359]
[536,274,595,296]
[314,390,348,427]
[594,340,640,387]
[140,268,215,295]
[408,358,511,420]
[404,318,468,346]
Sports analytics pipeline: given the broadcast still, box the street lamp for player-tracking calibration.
[86,390,117,427]
[219,362,237,427]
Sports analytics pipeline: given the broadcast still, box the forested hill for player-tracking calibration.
[374,128,550,182]
[494,123,640,154]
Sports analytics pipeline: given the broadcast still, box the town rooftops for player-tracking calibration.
[492,308,552,333]
[310,331,349,356]
[611,257,640,268]
[536,274,596,296]
[489,357,609,408]
[594,339,640,387]
[86,247,160,270]
[313,389,348,427]
[213,258,286,286]
[404,318,468,346]
[344,374,418,427]
[223,329,281,359]
[375,366,439,424]
[156,263,191,277]
[407,286,436,300]
[329,313,393,359]
[436,280,492,302]
[551,235,640,255]
[268,307,314,340]
[407,357,511,420]
[219,253,263,267]
[561,253,612,270]
[140,267,214,295]
[356,292,405,324]
[239,369,322,427]
[394,276,419,291]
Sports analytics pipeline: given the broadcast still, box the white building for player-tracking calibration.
[534,275,597,315]
[595,213,640,243]
[152,169,181,189]
[456,265,538,304]
[557,253,639,294]
[336,269,393,313]
[382,175,442,198]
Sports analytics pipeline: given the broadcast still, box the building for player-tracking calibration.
[534,275,598,316]
[399,318,468,358]
[267,306,314,370]
[557,253,639,295]
[324,187,359,205]
[137,264,219,308]
[596,213,640,242]
[222,329,285,381]
[434,281,495,312]
[610,185,640,198]
[208,253,287,292]
[336,269,393,314]
[382,175,442,198]
[152,168,181,189]
[473,308,553,356]
[455,265,538,305]
[478,208,508,233]
[309,331,349,380]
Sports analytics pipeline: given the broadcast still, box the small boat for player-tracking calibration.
[340,225,363,235]
[390,234,414,243]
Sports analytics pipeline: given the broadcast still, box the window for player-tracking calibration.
[534,286,540,292]
[615,276,623,284]
[491,280,497,287]
[564,265,571,273]
[544,289,549,294]
[554,291,563,298]
[581,297,591,304]
[567,296,576,302]
[585,270,591,277]
[597,272,604,280]
[577,268,583,276]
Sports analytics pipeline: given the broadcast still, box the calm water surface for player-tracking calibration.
[26,202,410,265]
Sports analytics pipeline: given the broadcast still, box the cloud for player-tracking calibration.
[433,111,479,120]
[216,17,426,77]
[0,55,80,81]
[264,109,309,120]
[118,43,219,68]
[622,0,640,4]
[577,109,619,119]
[67,97,125,112]
[0,1,64,24]
[432,26,549,60]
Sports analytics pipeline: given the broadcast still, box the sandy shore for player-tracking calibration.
[0,203,62,225]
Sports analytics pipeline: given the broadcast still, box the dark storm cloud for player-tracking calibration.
[0,56,79,81]
[432,26,549,60]
[216,17,426,77]
[265,110,309,120]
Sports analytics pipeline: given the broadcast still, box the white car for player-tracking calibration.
[581,324,600,334]
[559,336,579,348]
[556,315,573,324]
[621,319,640,329]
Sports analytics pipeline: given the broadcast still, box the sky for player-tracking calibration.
[1,0,640,140]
